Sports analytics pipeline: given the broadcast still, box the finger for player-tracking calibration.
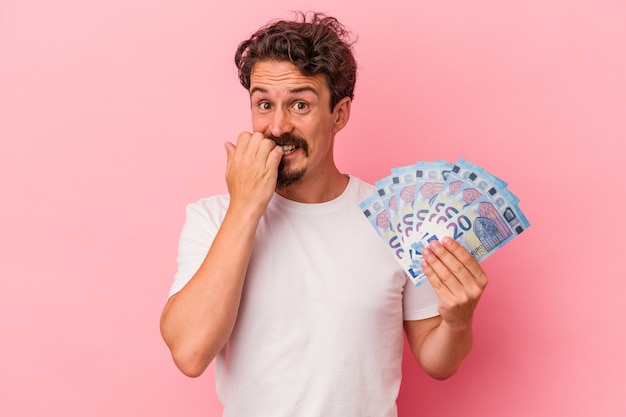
[421,255,462,314]
[266,144,284,170]
[421,243,465,297]
[224,141,235,157]
[420,255,451,296]
[224,142,235,177]
[430,239,471,286]
[234,131,253,154]
[250,137,283,172]
[256,136,279,158]
[440,237,489,290]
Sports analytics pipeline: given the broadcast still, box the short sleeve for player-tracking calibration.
[402,278,440,321]
[167,197,227,298]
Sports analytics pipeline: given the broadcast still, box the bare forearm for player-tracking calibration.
[411,236,487,380]
[417,320,474,380]
[160,208,259,377]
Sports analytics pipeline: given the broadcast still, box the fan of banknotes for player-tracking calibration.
[359,158,530,287]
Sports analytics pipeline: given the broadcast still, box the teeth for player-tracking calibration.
[282,145,296,154]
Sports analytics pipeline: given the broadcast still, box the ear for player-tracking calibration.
[332,97,352,134]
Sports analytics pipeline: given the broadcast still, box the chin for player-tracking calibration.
[276,168,306,189]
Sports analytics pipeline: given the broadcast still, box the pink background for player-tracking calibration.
[1,0,625,416]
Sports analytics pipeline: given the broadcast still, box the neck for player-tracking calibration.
[276,169,349,203]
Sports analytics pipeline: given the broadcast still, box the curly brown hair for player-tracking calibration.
[234,12,357,111]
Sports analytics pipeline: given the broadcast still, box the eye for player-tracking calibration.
[258,101,271,111]
[292,101,308,112]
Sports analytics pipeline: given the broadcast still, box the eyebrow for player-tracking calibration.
[250,86,319,96]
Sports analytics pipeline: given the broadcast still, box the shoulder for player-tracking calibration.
[346,176,376,199]
[184,194,231,225]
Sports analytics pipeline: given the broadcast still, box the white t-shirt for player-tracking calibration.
[169,176,440,417]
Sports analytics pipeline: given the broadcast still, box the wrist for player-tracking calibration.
[226,198,269,224]
[440,317,474,334]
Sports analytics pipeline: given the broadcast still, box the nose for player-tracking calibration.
[268,108,294,138]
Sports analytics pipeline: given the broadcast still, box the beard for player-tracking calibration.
[268,133,309,189]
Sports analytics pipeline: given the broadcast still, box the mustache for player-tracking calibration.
[267,133,308,153]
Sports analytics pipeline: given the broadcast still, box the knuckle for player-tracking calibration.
[456,293,470,306]
[425,271,444,290]
[439,270,453,283]
[467,286,482,301]
[261,136,275,146]
[457,249,474,265]
[450,262,465,276]
[431,279,445,292]
[478,273,489,289]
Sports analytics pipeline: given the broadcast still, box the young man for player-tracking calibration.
[160,12,488,416]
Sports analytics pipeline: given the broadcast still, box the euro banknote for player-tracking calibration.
[359,192,412,271]
[360,158,530,287]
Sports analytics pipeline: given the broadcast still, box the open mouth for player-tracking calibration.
[269,133,308,157]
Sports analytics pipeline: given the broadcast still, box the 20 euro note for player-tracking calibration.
[359,192,411,272]
[407,163,495,276]
[374,174,403,249]
[389,161,445,251]
[415,161,519,245]
[360,157,530,287]
[409,189,530,282]
[407,161,454,250]
[454,157,508,189]
[422,158,509,226]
